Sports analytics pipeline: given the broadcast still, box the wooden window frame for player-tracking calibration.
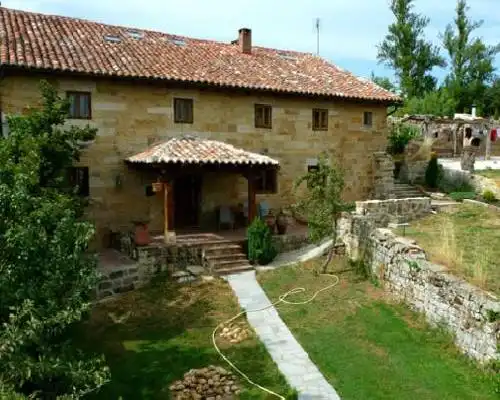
[255,104,272,129]
[67,91,92,120]
[255,169,278,194]
[312,108,328,131]
[363,111,373,128]
[68,166,90,197]
[174,98,194,124]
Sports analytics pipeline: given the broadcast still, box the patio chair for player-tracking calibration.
[218,205,235,230]
[259,201,270,218]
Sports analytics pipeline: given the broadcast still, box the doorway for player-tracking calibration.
[174,174,202,229]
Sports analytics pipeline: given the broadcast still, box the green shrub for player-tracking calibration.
[387,123,420,155]
[448,192,476,202]
[247,218,277,265]
[482,190,496,203]
[436,167,475,194]
[425,153,440,188]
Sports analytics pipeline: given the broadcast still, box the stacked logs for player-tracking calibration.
[169,365,241,399]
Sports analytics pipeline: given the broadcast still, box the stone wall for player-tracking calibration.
[272,231,310,254]
[372,152,395,199]
[399,160,428,184]
[355,197,432,225]
[441,166,500,198]
[339,201,500,363]
[1,74,389,246]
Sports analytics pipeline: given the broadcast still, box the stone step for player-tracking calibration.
[203,244,242,257]
[214,264,255,276]
[206,253,247,262]
[212,259,252,269]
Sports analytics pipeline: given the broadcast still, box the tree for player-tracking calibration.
[370,72,397,93]
[443,0,500,113]
[378,0,445,98]
[402,87,457,117]
[0,81,109,397]
[484,78,500,118]
[294,153,348,273]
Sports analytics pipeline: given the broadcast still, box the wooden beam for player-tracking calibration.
[163,181,175,243]
[247,173,257,224]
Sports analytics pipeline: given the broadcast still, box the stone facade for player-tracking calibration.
[339,199,500,363]
[0,74,389,246]
[372,152,395,199]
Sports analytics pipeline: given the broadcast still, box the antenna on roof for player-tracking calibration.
[315,18,320,56]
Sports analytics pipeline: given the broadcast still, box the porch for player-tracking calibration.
[125,135,282,243]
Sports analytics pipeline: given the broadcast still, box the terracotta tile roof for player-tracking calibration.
[0,7,400,103]
[126,136,279,166]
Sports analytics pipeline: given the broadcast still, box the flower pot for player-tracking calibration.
[276,211,288,235]
[152,181,163,193]
[133,221,151,246]
[264,213,276,234]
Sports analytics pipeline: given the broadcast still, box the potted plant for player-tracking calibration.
[276,208,288,235]
[264,210,276,234]
[132,219,151,246]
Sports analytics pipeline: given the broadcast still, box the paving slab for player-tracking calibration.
[227,270,340,399]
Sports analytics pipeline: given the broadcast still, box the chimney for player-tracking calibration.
[238,28,252,54]
[471,104,477,118]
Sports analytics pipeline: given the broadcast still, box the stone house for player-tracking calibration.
[0,7,400,246]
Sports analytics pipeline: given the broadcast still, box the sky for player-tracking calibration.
[3,0,500,83]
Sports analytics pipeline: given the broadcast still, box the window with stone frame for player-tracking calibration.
[67,91,92,119]
[312,108,328,130]
[174,98,194,123]
[255,104,272,129]
[255,169,277,193]
[363,111,373,128]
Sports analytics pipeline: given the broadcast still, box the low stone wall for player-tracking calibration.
[339,208,500,363]
[355,197,432,225]
[272,231,310,254]
[441,166,500,198]
[399,160,428,184]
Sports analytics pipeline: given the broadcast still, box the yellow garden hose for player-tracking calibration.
[212,273,340,399]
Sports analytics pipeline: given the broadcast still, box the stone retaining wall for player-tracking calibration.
[441,166,500,199]
[355,197,432,225]
[339,203,500,363]
[272,231,310,254]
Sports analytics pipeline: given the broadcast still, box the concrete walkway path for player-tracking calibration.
[227,270,340,399]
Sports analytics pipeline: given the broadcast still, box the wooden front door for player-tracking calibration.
[174,174,202,229]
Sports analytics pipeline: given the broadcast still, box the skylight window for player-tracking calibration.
[170,38,186,47]
[126,30,144,40]
[278,53,297,61]
[104,34,122,43]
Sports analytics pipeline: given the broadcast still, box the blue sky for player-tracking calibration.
[4,0,500,84]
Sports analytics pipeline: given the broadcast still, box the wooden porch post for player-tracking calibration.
[247,172,257,224]
[163,180,176,243]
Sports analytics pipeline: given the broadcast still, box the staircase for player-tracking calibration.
[202,241,253,276]
[392,183,427,199]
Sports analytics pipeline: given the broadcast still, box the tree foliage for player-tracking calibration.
[294,154,348,273]
[442,0,500,113]
[370,73,397,93]
[378,0,445,98]
[401,88,457,117]
[0,81,109,398]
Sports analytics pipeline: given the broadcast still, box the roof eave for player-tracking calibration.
[1,63,401,104]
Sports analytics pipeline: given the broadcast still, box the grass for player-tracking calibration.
[258,260,498,400]
[395,204,500,295]
[476,169,500,186]
[75,277,292,399]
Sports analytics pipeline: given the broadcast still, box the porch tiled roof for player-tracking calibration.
[126,136,279,166]
[0,7,400,103]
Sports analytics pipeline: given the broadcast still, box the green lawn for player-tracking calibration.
[258,260,498,400]
[476,169,500,186]
[76,278,292,399]
[395,204,500,295]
